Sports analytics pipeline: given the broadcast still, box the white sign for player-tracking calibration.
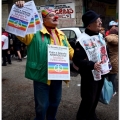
[5,2,33,37]
[40,3,75,19]
[47,45,70,80]
[54,3,75,18]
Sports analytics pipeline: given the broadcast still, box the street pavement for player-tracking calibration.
[2,58,118,120]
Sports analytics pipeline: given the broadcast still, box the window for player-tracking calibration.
[61,30,77,49]
[70,30,76,39]
[62,30,70,39]
[61,30,77,42]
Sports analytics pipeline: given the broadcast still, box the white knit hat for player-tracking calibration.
[109,21,118,26]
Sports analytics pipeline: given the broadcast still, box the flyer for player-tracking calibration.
[32,2,43,31]
[47,45,70,80]
[26,16,36,34]
[5,3,33,37]
[5,1,43,37]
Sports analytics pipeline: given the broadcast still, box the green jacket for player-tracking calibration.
[17,27,74,84]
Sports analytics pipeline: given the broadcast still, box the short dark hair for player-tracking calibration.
[109,29,118,35]
[2,27,5,33]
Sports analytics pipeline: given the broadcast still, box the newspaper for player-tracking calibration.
[79,33,110,81]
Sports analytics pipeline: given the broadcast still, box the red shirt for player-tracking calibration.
[105,30,109,36]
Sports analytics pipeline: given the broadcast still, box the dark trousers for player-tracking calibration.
[2,50,11,65]
[33,80,62,120]
[76,77,104,120]
[108,74,117,93]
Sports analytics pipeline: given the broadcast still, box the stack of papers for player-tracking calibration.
[5,1,43,37]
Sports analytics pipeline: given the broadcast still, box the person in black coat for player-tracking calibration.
[73,10,109,120]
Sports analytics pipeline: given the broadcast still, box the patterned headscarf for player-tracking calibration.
[41,9,54,18]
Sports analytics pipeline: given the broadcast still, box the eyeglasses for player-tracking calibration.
[94,18,102,23]
[47,13,56,18]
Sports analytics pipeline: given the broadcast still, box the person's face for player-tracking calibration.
[111,25,118,31]
[87,18,102,32]
[43,12,59,28]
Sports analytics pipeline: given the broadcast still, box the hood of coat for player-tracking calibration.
[105,34,118,45]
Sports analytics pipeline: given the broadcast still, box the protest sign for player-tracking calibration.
[5,1,43,37]
[5,2,33,37]
[47,45,70,80]
[40,3,75,19]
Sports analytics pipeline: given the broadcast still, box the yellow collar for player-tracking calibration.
[41,26,65,36]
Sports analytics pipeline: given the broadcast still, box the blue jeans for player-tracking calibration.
[108,74,117,93]
[33,80,62,120]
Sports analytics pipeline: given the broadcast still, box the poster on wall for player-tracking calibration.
[54,3,75,18]
[39,3,75,19]
[40,5,54,11]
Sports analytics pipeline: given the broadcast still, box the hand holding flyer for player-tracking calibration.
[5,1,43,37]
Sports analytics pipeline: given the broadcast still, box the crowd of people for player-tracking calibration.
[2,1,118,120]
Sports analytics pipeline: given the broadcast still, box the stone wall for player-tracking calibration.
[56,0,83,27]
[2,4,9,28]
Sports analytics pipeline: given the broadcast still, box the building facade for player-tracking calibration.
[2,0,118,29]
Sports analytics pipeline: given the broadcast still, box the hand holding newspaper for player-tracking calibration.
[5,1,43,37]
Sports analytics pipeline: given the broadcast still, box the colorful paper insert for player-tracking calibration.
[26,16,36,34]
[48,62,68,74]
[35,14,40,24]
[8,16,28,31]
[28,17,35,28]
